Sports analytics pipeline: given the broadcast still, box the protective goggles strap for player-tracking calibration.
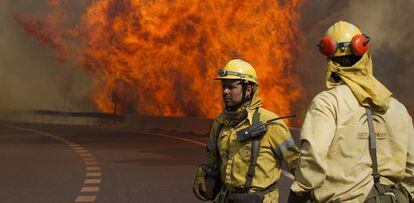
[218,69,257,81]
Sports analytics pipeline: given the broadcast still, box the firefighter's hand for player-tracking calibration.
[193,167,209,201]
[287,190,311,203]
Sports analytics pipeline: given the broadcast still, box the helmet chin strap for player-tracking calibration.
[240,80,249,103]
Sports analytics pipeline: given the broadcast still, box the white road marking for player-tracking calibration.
[82,157,96,161]
[86,172,102,177]
[81,186,100,192]
[84,179,101,184]
[84,161,99,166]
[119,128,206,146]
[86,166,101,171]
[0,123,103,202]
[75,195,96,202]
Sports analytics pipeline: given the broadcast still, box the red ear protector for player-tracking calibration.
[317,34,370,57]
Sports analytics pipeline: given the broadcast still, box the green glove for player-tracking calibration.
[192,167,208,201]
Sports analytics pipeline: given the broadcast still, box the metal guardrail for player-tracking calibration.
[0,109,125,125]
[29,110,124,120]
[1,109,300,136]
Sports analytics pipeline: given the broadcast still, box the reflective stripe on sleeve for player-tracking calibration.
[273,137,295,159]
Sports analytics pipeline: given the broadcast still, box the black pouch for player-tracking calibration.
[227,192,265,203]
[201,165,222,200]
[364,183,411,203]
[236,122,268,142]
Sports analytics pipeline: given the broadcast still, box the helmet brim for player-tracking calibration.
[215,76,259,85]
[215,75,241,81]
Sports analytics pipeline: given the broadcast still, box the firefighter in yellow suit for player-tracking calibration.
[288,21,414,203]
[192,59,300,202]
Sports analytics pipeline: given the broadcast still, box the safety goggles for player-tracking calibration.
[217,69,257,81]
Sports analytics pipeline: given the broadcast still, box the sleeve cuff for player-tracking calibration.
[291,181,310,195]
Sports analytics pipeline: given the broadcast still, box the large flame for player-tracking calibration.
[15,0,303,118]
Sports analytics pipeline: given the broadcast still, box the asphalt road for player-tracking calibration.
[0,122,293,203]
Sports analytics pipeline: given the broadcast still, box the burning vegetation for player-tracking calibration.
[14,0,303,118]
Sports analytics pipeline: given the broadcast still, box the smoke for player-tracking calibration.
[3,0,413,118]
[297,0,414,116]
[0,0,93,111]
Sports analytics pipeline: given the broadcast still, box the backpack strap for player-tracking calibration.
[366,108,381,183]
[245,108,261,190]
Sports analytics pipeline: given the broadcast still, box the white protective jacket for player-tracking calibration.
[291,85,414,202]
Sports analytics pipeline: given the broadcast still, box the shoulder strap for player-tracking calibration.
[245,108,261,190]
[214,122,224,172]
[366,107,380,183]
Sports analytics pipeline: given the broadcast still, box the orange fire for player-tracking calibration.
[15,0,303,118]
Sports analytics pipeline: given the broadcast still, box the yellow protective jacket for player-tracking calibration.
[204,99,299,203]
[291,85,414,202]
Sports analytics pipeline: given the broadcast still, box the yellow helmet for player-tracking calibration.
[215,59,259,85]
[318,21,369,57]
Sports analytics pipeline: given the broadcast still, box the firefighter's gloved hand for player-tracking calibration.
[193,167,208,201]
[287,190,311,203]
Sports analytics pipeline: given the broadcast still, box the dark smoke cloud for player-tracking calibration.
[0,0,93,111]
[297,0,414,116]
